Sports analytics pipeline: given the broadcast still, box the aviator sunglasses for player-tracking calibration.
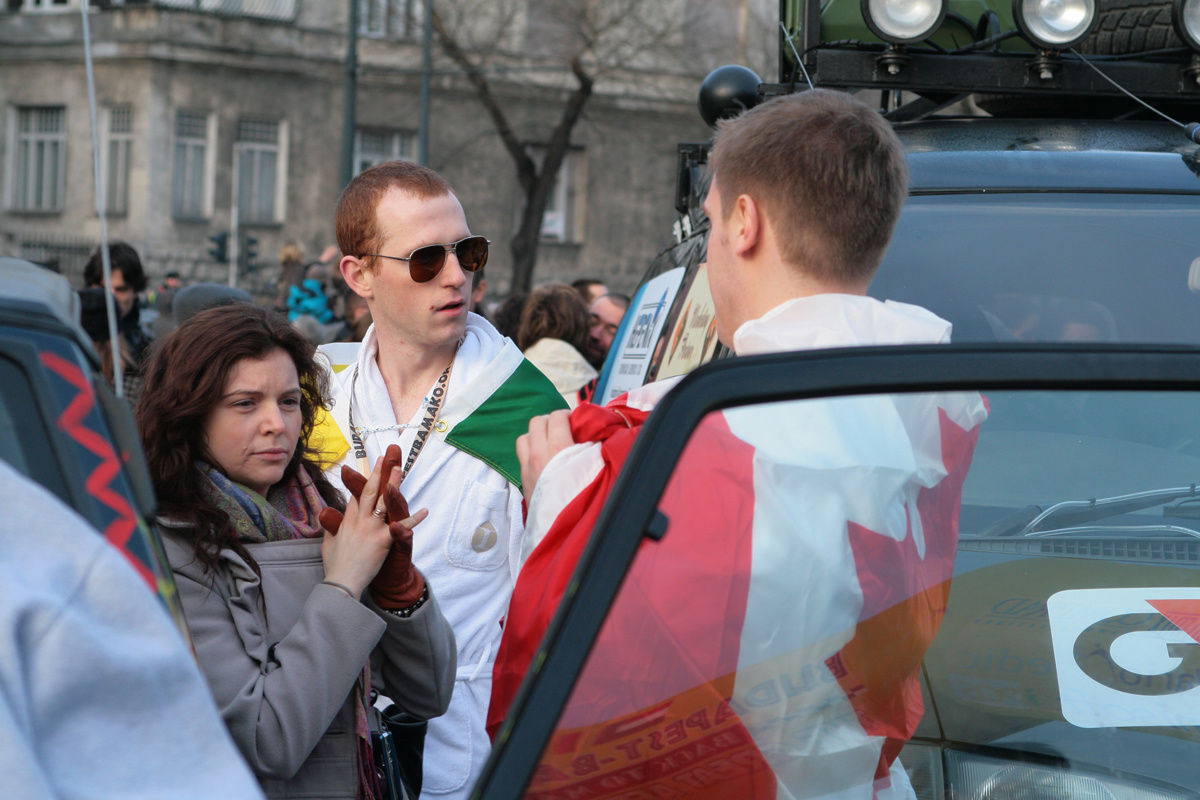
[361,235,490,283]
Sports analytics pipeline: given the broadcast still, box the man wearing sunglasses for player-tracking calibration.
[313,161,566,800]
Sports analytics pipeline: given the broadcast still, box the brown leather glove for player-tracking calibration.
[317,445,426,609]
[317,443,402,533]
[369,483,426,609]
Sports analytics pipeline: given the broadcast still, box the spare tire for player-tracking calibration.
[1080,0,1182,54]
[975,0,1188,116]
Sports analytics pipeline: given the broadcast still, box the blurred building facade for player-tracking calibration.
[0,0,772,294]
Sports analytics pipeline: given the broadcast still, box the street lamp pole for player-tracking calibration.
[418,0,433,166]
[342,0,360,188]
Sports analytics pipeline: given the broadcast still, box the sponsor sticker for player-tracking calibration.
[654,263,721,382]
[1048,588,1200,727]
[594,267,685,405]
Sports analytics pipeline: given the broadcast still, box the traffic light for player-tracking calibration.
[241,234,259,272]
[207,231,229,263]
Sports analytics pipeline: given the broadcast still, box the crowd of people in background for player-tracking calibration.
[76,238,630,409]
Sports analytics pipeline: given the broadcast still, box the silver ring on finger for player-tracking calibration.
[372,506,388,521]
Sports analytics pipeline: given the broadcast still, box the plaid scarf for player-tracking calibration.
[197,462,325,543]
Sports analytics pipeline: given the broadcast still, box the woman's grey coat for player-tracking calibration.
[162,530,456,799]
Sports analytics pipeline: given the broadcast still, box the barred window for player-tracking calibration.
[236,119,284,224]
[354,127,415,175]
[175,110,208,140]
[10,107,66,213]
[359,0,422,39]
[535,147,587,244]
[104,106,133,216]
[237,119,279,145]
[172,110,211,220]
[109,106,132,134]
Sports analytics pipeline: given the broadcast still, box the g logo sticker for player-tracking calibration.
[1048,589,1200,728]
[1073,612,1200,696]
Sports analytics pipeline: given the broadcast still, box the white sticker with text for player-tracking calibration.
[1048,587,1200,728]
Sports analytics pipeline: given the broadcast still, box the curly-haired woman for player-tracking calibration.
[137,303,455,799]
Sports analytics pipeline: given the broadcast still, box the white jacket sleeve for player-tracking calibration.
[0,534,265,800]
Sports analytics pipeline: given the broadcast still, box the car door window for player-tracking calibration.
[0,353,66,500]
[509,383,1200,800]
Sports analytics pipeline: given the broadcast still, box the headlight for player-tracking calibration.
[1013,0,1098,49]
[862,0,947,44]
[945,749,1193,800]
[1173,0,1200,52]
[899,742,944,800]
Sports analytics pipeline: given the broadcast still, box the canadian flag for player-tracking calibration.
[491,295,988,800]
[489,375,987,800]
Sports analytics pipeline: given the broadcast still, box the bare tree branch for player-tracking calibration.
[507,55,595,291]
[431,0,736,292]
[432,10,537,193]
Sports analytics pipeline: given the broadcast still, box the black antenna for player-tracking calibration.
[1068,48,1200,143]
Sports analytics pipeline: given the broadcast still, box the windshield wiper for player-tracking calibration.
[982,484,1200,537]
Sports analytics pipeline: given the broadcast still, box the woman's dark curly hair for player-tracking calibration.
[136,303,345,576]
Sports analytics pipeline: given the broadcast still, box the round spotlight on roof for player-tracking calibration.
[861,0,947,44]
[698,65,764,129]
[1013,0,1098,49]
[1173,0,1200,51]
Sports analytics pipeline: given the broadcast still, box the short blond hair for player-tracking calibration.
[711,90,908,285]
[279,242,304,265]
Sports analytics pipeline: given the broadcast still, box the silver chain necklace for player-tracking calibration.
[351,419,422,436]
[348,379,440,436]
[349,393,438,436]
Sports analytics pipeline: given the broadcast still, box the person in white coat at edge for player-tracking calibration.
[137,304,456,800]
[310,161,566,800]
[0,457,266,800]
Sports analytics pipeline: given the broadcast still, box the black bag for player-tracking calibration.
[372,704,427,800]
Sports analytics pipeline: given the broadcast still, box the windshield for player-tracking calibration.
[518,387,1200,800]
[873,194,1200,345]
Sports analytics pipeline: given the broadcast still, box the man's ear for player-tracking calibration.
[341,255,373,299]
[732,194,761,258]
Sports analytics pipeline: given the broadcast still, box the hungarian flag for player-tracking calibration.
[489,380,987,800]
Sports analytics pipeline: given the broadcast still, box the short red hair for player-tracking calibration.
[335,161,455,272]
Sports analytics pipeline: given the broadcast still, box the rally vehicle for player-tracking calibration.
[595,0,1200,401]
[467,0,1200,798]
